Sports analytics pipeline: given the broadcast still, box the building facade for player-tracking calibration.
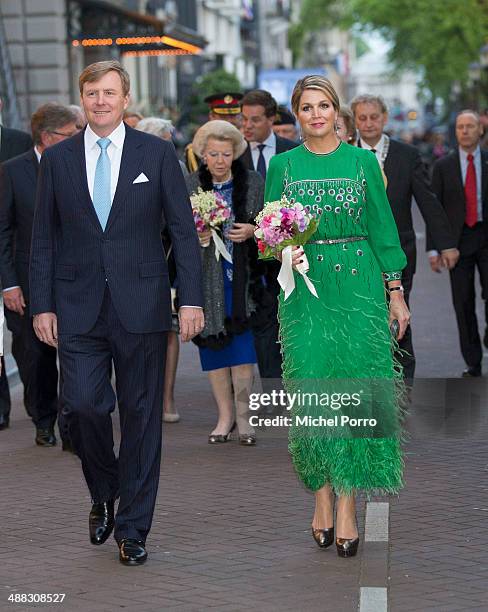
[0,0,205,128]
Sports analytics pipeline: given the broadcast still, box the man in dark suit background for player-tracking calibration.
[240,89,298,381]
[351,94,459,380]
[0,98,33,163]
[0,97,33,431]
[428,110,488,377]
[0,103,78,445]
[30,61,203,566]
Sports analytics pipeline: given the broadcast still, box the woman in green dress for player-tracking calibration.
[265,76,410,557]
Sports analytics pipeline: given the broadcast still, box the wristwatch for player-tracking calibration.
[388,285,404,294]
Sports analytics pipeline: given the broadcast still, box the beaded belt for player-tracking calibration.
[308,236,367,245]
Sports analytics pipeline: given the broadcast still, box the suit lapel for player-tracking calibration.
[481,149,488,220]
[452,149,465,204]
[104,127,144,232]
[383,138,396,180]
[275,135,284,154]
[23,149,38,188]
[1,130,12,161]
[241,143,254,170]
[481,149,488,199]
[65,130,103,232]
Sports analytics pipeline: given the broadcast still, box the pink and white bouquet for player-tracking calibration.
[254,196,318,299]
[190,187,232,262]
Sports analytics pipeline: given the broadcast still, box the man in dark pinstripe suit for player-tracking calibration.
[30,61,204,566]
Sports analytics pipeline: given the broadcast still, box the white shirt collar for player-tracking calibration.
[251,130,275,149]
[360,133,385,151]
[85,121,126,150]
[459,145,480,161]
[34,146,42,162]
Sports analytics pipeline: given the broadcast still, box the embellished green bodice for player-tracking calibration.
[265,142,406,279]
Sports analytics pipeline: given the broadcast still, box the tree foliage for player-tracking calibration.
[291,0,488,102]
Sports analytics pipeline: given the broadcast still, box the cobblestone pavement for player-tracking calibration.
[1,209,488,612]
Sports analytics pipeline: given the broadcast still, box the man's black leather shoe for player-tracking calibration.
[119,539,148,566]
[35,428,56,446]
[89,500,115,545]
[0,414,9,430]
[462,366,482,378]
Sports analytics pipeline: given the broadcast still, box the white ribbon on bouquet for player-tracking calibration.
[278,245,318,300]
[202,228,232,263]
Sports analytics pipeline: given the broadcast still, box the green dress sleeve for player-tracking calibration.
[363,151,407,280]
[264,154,285,203]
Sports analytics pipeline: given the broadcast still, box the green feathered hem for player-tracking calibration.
[288,436,404,495]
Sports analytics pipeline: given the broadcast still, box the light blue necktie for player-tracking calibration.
[93,137,111,230]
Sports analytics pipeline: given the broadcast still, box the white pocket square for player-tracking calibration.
[133,172,149,184]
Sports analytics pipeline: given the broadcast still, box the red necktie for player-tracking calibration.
[464,153,477,227]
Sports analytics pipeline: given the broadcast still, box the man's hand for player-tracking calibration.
[440,248,459,270]
[3,287,26,315]
[429,255,443,273]
[33,312,58,347]
[179,307,205,343]
[227,223,255,243]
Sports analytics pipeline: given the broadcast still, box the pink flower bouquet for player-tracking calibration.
[254,196,318,299]
[190,187,232,261]
[254,196,318,259]
[190,187,231,234]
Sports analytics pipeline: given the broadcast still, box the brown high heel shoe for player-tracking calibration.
[312,487,335,548]
[336,536,359,557]
[208,422,236,444]
[312,527,334,548]
[238,433,256,446]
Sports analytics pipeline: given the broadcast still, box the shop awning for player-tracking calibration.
[67,0,206,56]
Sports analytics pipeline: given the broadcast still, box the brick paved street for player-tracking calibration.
[1,209,488,612]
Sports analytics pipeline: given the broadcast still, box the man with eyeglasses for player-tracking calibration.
[0,103,79,445]
[0,97,33,432]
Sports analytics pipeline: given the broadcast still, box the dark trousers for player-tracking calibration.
[397,271,415,381]
[449,223,488,368]
[6,310,58,429]
[252,289,283,380]
[58,287,167,544]
[0,358,11,418]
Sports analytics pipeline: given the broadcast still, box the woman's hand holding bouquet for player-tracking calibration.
[190,187,232,262]
[254,196,318,299]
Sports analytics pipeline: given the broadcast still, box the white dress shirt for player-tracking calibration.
[250,131,276,171]
[359,134,387,166]
[84,121,125,203]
